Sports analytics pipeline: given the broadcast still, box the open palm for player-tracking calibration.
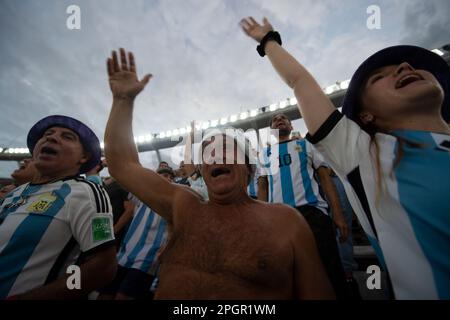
[240,17,273,42]
[107,48,152,99]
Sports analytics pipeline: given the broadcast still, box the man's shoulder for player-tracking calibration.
[256,201,299,217]
[253,201,306,233]
[176,184,205,202]
[63,177,110,211]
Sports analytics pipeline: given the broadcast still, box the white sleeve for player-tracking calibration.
[306,110,370,176]
[257,147,271,177]
[307,141,329,169]
[68,182,115,252]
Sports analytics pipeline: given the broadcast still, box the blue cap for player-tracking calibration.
[341,45,450,123]
[27,115,101,174]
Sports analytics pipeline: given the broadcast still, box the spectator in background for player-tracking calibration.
[258,112,349,299]
[174,161,190,186]
[157,161,170,169]
[0,184,16,200]
[11,158,39,186]
[103,174,135,248]
[327,167,361,299]
[85,158,106,185]
[97,167,172,300]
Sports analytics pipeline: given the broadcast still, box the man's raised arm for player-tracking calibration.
[104,48,177,222]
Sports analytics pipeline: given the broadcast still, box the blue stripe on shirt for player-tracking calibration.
[123,208,156,268]
[279,142,296,207]
[0,184,70,298]
[394,131,450,299]
[298,140,318,205]
[117,203,148,261]
[140,218,167,273]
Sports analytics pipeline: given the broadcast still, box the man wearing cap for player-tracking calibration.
[104,48,334,299]
[0,115,117,299]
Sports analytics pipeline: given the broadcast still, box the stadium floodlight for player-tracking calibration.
[23,148,30,153]
[289,97,297,105]
[339,79,350,90]
[220,117,229,125]
[134,136,138,143]
[240,112,248,120]
[172,129,179,136]
[100,142,105,149]
[210,119,218,127]
[0,147,3,153]
[324,84,338,95]
[138,136,145,144]
[145,134,153,142]
[195,122,202,131]
[250,108,259,117]
[279,100,289,109]
[179,127,186,135]
[269,103,278,112]
[229,114,238,122]
[202,121,210,130]
[159,132,166,139]
[431,48,444,56]
[166,130,173,137]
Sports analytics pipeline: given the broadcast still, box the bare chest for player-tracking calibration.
[161,207,292,287]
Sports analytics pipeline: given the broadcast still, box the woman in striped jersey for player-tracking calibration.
[241,17,450,299]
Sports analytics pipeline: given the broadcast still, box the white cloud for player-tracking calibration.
[0,0,448,177]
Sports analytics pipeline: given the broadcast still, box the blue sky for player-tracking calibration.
[0,0,449,176]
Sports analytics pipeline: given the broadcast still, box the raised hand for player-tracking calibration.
[239,17,273,43]
[107,48,152,100]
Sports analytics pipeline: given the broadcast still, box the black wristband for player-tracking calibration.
[257,31,282,57]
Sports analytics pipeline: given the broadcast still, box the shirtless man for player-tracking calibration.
[104,48,334,299]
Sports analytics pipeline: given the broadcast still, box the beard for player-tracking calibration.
[279,128,291,137]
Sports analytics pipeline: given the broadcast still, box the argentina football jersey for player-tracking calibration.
[260,139,329,214]
[0,177,114,299]
[307,110,450,299]
[117,197,168,275]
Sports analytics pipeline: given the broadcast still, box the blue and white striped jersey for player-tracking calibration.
[117,196,168,275]
[0,177,114,299]
[260,139,329,214]
[307,110,450,299]
[247,175,258,198]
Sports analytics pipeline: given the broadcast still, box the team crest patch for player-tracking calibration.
[295,145,302,153]
[92,217,112,242]
[27,193,57,213]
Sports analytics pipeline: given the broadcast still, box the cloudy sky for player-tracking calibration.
[0,0,449,176]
